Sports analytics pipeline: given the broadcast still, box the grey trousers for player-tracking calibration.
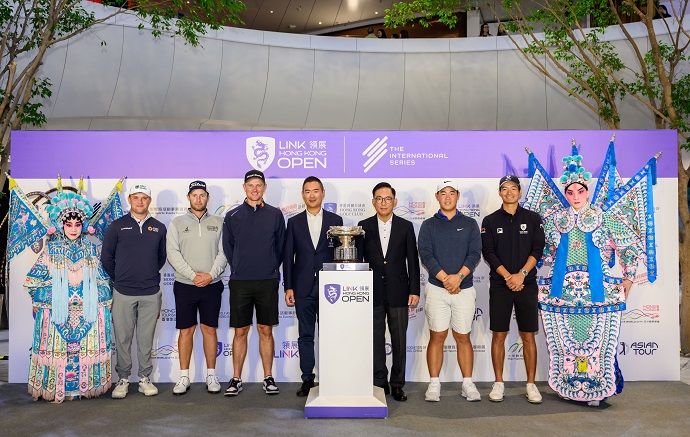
[112,288,162,379]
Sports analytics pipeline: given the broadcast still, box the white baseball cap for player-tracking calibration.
[436,179,459,192]
[129,183,152,197]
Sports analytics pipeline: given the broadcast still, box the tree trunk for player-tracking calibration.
[678,146,690,353]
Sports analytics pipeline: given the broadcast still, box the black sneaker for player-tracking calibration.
[263,376,280,395]
[224,378,242,396]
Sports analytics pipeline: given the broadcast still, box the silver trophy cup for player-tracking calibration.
[327,226,366,262]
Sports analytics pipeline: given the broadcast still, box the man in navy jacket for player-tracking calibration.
[222,170,285,396]
[101,183,167,399]
[283,176,343,397]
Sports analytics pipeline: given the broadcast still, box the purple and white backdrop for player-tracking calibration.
[8,130,679,384]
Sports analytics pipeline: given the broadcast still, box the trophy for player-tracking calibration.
[327,226,365,262]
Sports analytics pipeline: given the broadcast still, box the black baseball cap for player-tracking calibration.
[244,170,266,183]
[499,175,521,189]
[188,180,208,194]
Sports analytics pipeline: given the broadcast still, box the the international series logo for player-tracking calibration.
[362,136,389,173]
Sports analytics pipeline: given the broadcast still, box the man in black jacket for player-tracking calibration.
[356,182,420,402]
[101,183,167,399]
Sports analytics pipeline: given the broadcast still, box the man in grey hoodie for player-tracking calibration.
[167,181,227,396]
[418,179,482,403]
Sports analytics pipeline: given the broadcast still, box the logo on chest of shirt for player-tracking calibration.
[183,226,190,233]
[207,225,219,232]
[120,227,133,231]
[148,226,159,233]
[497,228,503,234]
[520,223,528,234]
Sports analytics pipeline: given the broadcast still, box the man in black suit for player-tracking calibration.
[283,176,343,397]
[356,182,420,402]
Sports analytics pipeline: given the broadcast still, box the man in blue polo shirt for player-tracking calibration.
[222,170,286,396]
[102,183,167,399]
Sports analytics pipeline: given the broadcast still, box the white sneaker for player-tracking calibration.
[425,382,441,402]
[461,381,481,401]
[526,383,542,404]
[138,376,159,396]
[587,400,600,407]
[111,378,129,399]
[489,382,505,402]
[206,374,221,394]
[173,376,190,395]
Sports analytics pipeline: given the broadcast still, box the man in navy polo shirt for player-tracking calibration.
[102,183,167,399]
[222,170,286,396]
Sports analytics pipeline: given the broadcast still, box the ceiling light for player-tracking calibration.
[374,11,378,15]
[270,10,273,13]
[318,21,322,25]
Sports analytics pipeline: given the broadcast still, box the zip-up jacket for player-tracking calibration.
[223,200,286,281]
[167,209,227,285]
[418,210,482,289]
[101,213,167,296]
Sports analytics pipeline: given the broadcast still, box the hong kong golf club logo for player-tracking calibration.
[246,136,276,171]
[324,284,341,304]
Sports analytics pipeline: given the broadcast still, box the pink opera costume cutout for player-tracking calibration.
[523,137,660,405]
[7,174,124,402]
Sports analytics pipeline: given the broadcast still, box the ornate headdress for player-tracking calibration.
[559,140,592,189]
[45,175,94,235]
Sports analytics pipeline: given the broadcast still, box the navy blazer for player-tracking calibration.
[356,214,421,307]
[283,209,343,298]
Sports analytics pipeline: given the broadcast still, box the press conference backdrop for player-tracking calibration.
[8,130,679,383]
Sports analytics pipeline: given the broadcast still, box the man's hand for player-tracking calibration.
[442,274,462,293]
[505,273,525,292]
[193,272,212,287]
[408,294,419,307]
[622,279,633,300]
[285,289,295,307]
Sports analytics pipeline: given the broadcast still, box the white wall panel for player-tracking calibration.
[109,28,175,117]
[401,53,451,130]
[27,40,69,118]
[161,37,223,119]
[52,24,123,118]
[449,51,498,130]
[258,47,315,127]
[32,10,674,134]
[306,50,360,129]
[211,41,270,125]
[352,52,405,130]
[497,49,548,130]
[544,58,602,130]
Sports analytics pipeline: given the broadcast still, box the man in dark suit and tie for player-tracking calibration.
[356,182,420,402]
[283,176,343,397]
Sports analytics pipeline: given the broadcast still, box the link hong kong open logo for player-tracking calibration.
[325,284,341,304]
[246,136,276,171]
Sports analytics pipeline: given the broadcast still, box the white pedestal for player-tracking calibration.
[304,268,387,418]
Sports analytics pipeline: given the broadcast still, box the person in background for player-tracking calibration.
[377,29,388,38]
[480,23,491,37]
[366,26,377,38]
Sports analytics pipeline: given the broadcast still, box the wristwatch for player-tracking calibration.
[521,269,528,276]
[459,272,465,280]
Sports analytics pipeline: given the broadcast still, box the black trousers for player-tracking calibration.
[373,304,408,389]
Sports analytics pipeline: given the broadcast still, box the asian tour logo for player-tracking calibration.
[619,341,659,356]
[325,284,341,304]
[362,136,388,173]
[246,136,276,171]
